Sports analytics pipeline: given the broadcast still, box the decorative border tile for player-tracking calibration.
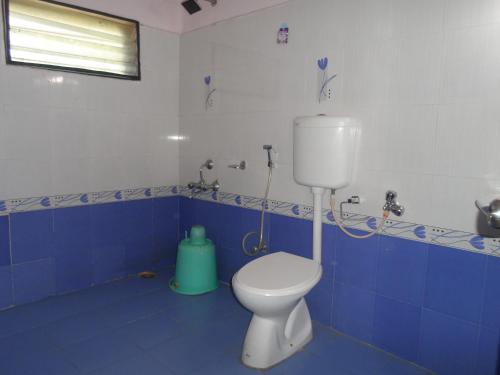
[0,185,179,214]
[53,193,90,208]
[181,187,499,257]
[1,185,498,257]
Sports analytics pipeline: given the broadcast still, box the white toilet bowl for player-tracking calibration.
[232,251,322,369]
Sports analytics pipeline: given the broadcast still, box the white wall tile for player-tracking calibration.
[0,25,179,199]
[444,0,500,29]
[179,0,500,233]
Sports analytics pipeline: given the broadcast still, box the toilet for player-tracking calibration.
[232,252,322,369]
[233,116,358,369]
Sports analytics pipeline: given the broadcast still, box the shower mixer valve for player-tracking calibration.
[383,191,405,217]
[187,159,220,195]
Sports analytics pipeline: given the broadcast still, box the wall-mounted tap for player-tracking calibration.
[383,190,405,217]
[188,159,220,196]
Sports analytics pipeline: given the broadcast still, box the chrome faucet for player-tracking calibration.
[187,159,220,196]
[383,191,405,217]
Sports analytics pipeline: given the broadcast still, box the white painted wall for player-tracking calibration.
[179,0,500,234]
[59,0,291,34]
[180,0,291,33]
[62,0,184,33]
[0,23,180,198]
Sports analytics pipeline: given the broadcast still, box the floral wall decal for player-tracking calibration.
[317,57,337,103]
[204,75,216,110]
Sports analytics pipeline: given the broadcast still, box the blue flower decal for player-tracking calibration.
[413,226,426,239]
[0,201,6,211]
[317,57,328,71]
[292,205,300,216]
[145,189,152,197]
[367,217,377,230]
[469,235,485,250]
[235,196,242,205]
[204,76,211,86]
[80,194,89,204]
[171,186,178,194]
[40,197,51,207]
[114,191,122,200]
[327,210,334,222]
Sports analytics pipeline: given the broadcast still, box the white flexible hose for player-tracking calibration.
[242,166,273,256]
[330,193,388,239]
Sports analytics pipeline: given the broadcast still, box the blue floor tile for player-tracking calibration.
[147,329,231,374]
[87,352,173,375]
[266,350,355,375]
[0,270,432,375]
[112,310,186,350]
[63,328,143,373]
[0,328,74,375]
[43,310,117,347]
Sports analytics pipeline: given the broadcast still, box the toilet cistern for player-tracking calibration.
[293,116,358,262]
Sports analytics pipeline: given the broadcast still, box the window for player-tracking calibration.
[2,0,140,80]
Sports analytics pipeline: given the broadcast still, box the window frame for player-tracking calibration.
[2,0,141,80]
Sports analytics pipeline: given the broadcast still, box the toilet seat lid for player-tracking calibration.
[234,252,321,295]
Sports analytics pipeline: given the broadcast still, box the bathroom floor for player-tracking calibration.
[0,269,432,375]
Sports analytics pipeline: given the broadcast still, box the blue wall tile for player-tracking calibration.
[90,202,127,248]
[153,197,179,267]
[321,225,336,274]
[92,245,126,284]
[482,256,500,332]
[332,282,375,343]
[53,206,93,294]
[53,206,91,256]
[373,295,421,362]
[306,281,333,327]
[376,236,428,306]
[418,309,478,375]
[55,250,92,294]
[270,214,312,259]
[0,266,12,309]
[124,200,154,273]
[476,327,499,375]
[213,203,244,250]
[335,230,379,290]
[179,197,196,235]
[12,258,55,305]
[424,245,486,322]
[90,203,127,283]
[191,200,220,245]
[0,217,10,267]
[10,210,54,264]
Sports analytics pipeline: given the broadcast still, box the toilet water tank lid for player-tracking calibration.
[235,252,321,292]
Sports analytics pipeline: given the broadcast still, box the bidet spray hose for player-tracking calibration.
[242,164,273,256]
[330,193,389,239]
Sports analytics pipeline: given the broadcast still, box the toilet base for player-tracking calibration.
[241,298,313,370]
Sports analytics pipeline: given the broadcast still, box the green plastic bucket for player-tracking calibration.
[170,225,218,295]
